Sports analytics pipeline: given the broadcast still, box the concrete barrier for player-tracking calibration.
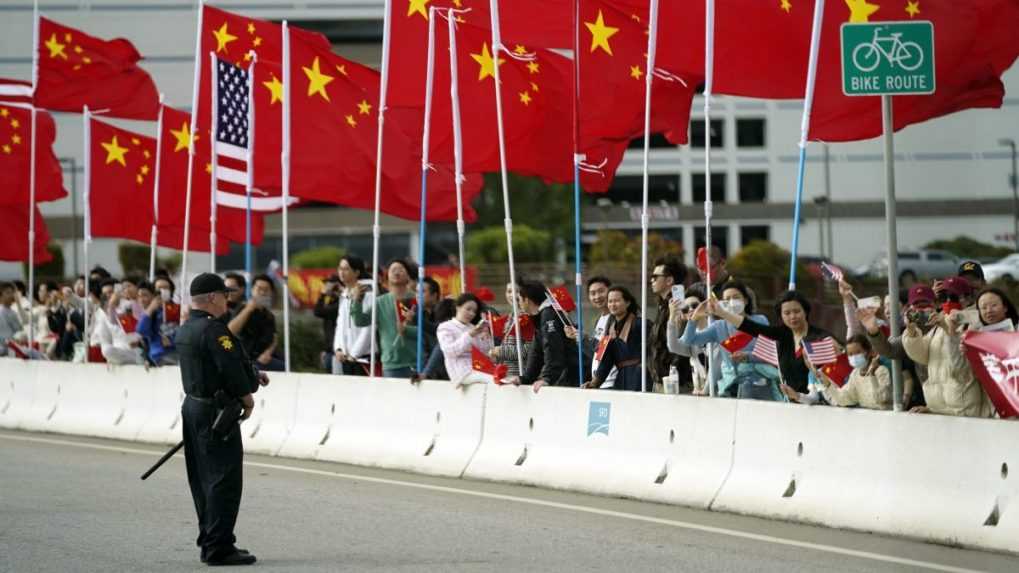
[316,378,486,477]
[711,400,1019,554]
[242,375,299,456]
[133,366,185,445]
[45,362,129,438]
[276,374,337,460]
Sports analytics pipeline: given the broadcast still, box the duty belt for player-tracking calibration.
[186,394,215,405]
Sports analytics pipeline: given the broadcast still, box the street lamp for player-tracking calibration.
[1000,138,1018,253]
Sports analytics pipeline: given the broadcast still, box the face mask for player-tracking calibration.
[722,299,745,315]
[848,354,868,369]
[256,295,273,308]
[159,289,171,301]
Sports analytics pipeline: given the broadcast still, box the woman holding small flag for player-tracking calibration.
[437,293,492,388]
[583,286,648,393]
[680,281,779,399]
[805,334,892,410]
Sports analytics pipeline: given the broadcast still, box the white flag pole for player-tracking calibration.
[447,13,468,294]
[181,0,206,302]
[703,0,717,397]
[82,106,92,362]
[281,23,293,372]
[27,0,39,350]
[369,1,395,379]
[488,0,525,375]
[638,0,661,393]
[415,6,439,373]
[208,52,219,273]
[150,94,165,282]
[788,0,826,290]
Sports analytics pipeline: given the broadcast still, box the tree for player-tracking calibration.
[292,245,346,270]
[923,236,1012,262]
[588,230,683,265]
[728,240,810,300]
[466,225,553,264]
[23,243,64,281]
[118,243,181,277]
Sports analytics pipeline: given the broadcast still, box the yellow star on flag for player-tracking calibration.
[253,37,263,47]
[64,33,72,42]
[336,64,348,76]
[513,45,527,55]
[141,165,150,175]
[407,0,430,20]
[10,119,19,129]
[213,22,238,54]
[585,10,619,56]
[0,108,7,117]
[527,61,540,75]
[143,149,151,159]
[263,74,283,104]
[780,0,792,13]
[44,33,68,60]
[2,144,10,154]
[345,114,357,127]
[131,137,141,146]
[518,91,532,106]
[470,43,505,82]
[530,82,539,92]
[247,22,256,35]
[136,174,144,184]
[630,65,643,80]
[74,45,83,54]
[845,0,880,23]
[905,0,921,17]
[101,135,129,167]
[11,134,21,145]
[205,162,213,174]
[357,100,372,115]
[170,122,192,153]
[303,57,335,101]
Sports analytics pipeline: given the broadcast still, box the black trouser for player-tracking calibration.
[182,396,243,559]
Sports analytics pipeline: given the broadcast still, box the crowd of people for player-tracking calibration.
[1,250,1013,420]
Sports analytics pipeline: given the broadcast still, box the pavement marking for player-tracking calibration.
[0,432,986,573]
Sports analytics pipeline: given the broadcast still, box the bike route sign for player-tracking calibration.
[841,21,935,96]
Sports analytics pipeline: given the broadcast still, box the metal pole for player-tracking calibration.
[999,139,1018,252]
[415,7,438,375]
[181,0,206,304]
[150,95,165,282]
[572,0,585,387]
[703,0,716,397]
[447,14,468,294]
[823,143,833,260]
[208,52,219,274]
[882,95,903,412]
[82,106,91,363]
[281,24,293,373]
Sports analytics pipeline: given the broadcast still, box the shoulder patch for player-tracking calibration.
[218,335,234,351]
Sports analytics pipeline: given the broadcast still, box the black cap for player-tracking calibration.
[190,272,237,296]
[958,260,985,281]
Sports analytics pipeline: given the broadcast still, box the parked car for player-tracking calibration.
[855,250,960,285]
[981,254,1019,282]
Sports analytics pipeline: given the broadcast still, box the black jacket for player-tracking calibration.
[313,292,339,352]
[521,304,581,387]
[175,309,259,399]
[737,320,837,394]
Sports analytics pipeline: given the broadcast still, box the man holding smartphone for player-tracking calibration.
[649,256,689,391]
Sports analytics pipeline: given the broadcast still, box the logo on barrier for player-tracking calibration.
[587,401,611,437]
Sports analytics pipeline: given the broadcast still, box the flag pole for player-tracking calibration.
[703,0,717,397]
[181,0,206,303]
[281,23,292,373]
[571,0,585,387]
[150,94,165,282]
[245,52,256,299]
[638,0,661,393]
[488,0,525,375]
[447,14,468,295]
[370,1,395,379]
[208,51,219,274]
[415,6,439,375]
[82,106,92,362]
[788,0,826,290]
[27,0,39,351]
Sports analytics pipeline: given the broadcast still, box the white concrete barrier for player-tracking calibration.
[241,375,299,456]
[133,366,185,445]
[711,400,1019,554]
[17,360,60,433]
[0,358,34,430]
[316,378,486,477]
[276,374,337,459]
[45,362,129,438]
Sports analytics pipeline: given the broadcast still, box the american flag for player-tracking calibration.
[820,261,844,282]
[212,57,253,211]
[802,337,839,365]
[751,335,780,367]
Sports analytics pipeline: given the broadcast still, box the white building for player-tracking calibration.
[1,0,1016,278]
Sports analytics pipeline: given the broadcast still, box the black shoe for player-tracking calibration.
[205,549,255,566]
[201,547,250,564]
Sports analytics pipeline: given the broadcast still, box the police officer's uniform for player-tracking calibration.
[176,273,260,566]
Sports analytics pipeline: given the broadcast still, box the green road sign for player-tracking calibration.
[841,21,935,96]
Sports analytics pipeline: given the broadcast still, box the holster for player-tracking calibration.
[210,390,244,440]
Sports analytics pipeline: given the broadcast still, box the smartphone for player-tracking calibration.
[858,296,882,310]
[671,284,685,302]
[113,283,123,294]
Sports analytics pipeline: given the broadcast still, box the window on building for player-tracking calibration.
[690,119,724,149]
[606,174,680,204]
[738,172,768,203]
[736,118,766,148]
[627,133,674,150]
[740,225,770,247]
[692,173,726,203]
[694,226,729,258]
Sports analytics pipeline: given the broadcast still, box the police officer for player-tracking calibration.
[176,273,268,566]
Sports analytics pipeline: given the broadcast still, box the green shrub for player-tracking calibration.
[292,245,346,270]
[23,243,64,281]
[466,225,553,264]
[588,230,683,265]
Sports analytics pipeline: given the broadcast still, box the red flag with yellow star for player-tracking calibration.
[0,203,53,263]
[156,104,264,250]
[287,26,481,221]
[0,100,67,206]
[87,117,157,243]
[35,17,159,120]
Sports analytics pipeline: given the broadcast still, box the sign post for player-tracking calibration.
[841,21,935,412]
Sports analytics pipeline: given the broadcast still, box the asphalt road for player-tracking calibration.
[1,430,1015,573]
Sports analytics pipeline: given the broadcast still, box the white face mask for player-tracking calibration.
[848,354,868,369]
[721,299,745,315]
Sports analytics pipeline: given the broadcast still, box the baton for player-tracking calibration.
[140,440,184,480]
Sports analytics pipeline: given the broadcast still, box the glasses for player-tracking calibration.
[677,306,691,313]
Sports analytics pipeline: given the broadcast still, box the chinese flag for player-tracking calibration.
[547,285,577,313]
[35,17,159,120]
[396,296,418,324]
[821,353,854,388]
[0,100,67,206]
[516,313,536,342]
[721,331,754,354]
[471,345,508,384]
[287,27,480,221]
[0,203,53,263]
[87,117,156,243]
[488,312,509,338]
[157,104,265,248]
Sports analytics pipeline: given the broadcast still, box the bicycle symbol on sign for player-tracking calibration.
[851,27,924,72]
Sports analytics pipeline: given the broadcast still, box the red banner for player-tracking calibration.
[288,266,479,309]
[962,331,1019,419]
